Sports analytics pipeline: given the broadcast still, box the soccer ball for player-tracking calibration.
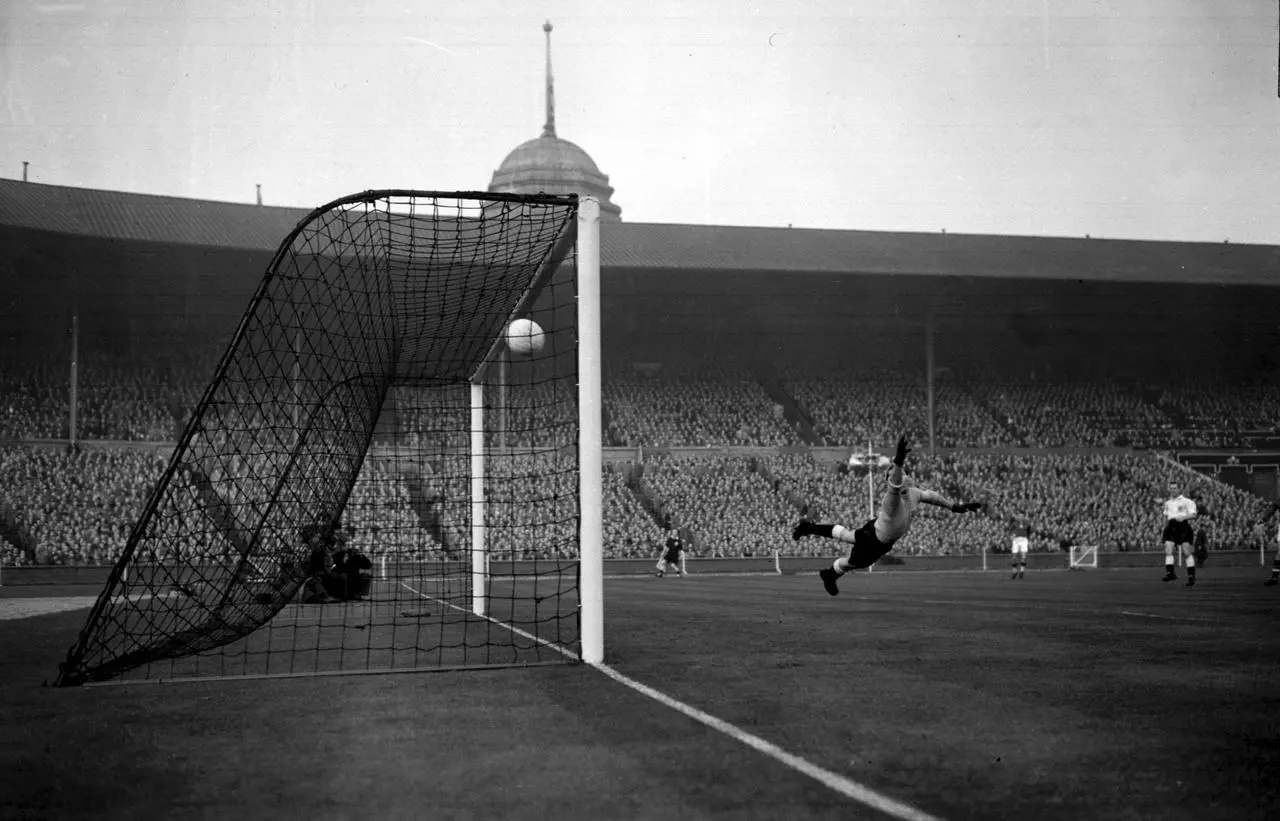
[505,318,545,356]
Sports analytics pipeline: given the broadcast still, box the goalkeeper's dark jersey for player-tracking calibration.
[663,537,683,563]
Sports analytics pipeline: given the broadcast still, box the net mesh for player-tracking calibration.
[56,191,581,685]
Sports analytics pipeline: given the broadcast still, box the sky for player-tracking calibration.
[2,0,1278,244]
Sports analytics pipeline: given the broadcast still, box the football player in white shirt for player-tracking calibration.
[1160,481,1198,587]
[1010,524,1030,579]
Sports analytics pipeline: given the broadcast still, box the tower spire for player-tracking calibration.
[542,20,556,138]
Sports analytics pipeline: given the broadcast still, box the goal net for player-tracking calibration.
[1068,545,1099,570]
[56,191,603,685]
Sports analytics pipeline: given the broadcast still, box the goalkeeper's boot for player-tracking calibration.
[792,519,815,541]
[1265,577,1278,587]
[818,567,840,597]
[1162,570,1177,582]
[1184,577,1195,588]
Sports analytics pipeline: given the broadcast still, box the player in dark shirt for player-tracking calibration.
[1252,502,1280,587]
[655,529,685,578]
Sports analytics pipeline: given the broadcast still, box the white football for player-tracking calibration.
[506,318,545,356]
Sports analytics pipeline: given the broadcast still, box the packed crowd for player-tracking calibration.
[784,368,1019,449]
[603,463,668,559]
[4,354,1278,451]
[0,539,26,568]
[2,344,1279,567]
[0,355,208,442]
[927,451,1270,553]
[636,454,797,558]
[605,363,798,447]
[1151,382,1280,448]
[0,441,1273,568]
[0,447,164,566]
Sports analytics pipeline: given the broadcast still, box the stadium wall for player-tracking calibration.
[1,550,1267,587]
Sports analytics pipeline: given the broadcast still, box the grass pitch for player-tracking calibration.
[2,565,1278,820]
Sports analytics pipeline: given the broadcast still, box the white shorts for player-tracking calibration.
[1011,537,1029,555]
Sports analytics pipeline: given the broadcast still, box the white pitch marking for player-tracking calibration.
[1120,610,1216,622]
[399,581,945,820]
[591,661,946,821]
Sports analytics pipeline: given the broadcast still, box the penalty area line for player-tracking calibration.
[398,582,943,820]
[593,662,945,821]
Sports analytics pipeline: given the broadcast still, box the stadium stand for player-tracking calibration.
[4,357,1280,569]
[605,363,800,447]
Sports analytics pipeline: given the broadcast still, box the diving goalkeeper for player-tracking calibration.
[792,435,986,596]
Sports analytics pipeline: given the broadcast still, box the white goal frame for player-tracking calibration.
[1068,545,1098,569]
[577,198,604,665]
[464,197,602,665]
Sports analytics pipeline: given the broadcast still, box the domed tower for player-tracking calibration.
[488,21,622,222]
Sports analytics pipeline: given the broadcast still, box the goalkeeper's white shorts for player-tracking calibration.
[1011,537,1029,554]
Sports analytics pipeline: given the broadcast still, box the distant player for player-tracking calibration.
[1010,524,1029,579]
[1251,503,1280,587]
[1159,480,1198,587]
[655,528,685,578]
[792,435,985,596]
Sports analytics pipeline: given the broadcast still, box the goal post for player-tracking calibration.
[470,380,487,617]
[1069,545,1099,569]
[55,191,602,685]
[577,197,604,665]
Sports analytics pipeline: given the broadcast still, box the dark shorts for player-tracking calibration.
[1162,520,1194,546]
[848,519,894,569]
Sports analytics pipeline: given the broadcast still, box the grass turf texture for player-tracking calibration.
[1,567,1277,820]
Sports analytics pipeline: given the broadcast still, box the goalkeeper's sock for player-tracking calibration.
[1270,560,1279,580]
[810,524,835,539]
[832,557,852,577]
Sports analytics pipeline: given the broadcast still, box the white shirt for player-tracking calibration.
[1163,495,1197,522]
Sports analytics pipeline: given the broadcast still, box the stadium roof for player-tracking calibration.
[1,178,1277,286]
